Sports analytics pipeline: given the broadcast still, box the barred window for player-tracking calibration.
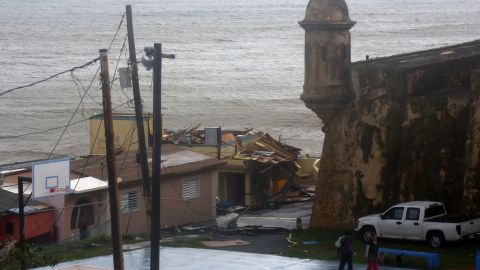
[121,189,140,213]
[182,177,200,200]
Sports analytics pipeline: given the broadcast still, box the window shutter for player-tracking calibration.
[182,177,200,200]
[121,190,139,213]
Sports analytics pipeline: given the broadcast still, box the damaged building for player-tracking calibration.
[300,0,480,228]
[164,127,318,208]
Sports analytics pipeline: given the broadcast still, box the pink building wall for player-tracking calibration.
[160,170,215,227]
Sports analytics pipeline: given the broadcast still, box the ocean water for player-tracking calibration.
[1,0,479,164]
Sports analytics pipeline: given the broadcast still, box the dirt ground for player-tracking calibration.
[201,231,291,255]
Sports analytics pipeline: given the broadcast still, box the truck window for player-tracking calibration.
[383,207,404,220]
[406,208,420,220]
[424,204,446,218]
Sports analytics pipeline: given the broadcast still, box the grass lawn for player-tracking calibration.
[284,229,480,270]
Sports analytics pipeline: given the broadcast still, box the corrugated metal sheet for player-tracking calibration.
[71,177,108,193]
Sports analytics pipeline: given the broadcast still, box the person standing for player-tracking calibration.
[365,231,379,270]
[338,231,354,270]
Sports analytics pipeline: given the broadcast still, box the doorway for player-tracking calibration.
[219,172,245,206]
[71,197,94,240]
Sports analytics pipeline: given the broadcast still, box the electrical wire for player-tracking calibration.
[0,13,130,240]
[113,34,132,101]
[71,70,102,106]
[0,98,132,140]
[71,72,89,130]
[45,11,128,230]
[0,58,100,97]
[46,12,127,161]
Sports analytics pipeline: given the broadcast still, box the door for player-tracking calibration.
[403,207,423,239]
[378,207,404,238]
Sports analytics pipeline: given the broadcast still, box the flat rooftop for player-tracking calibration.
[352,39,480,69]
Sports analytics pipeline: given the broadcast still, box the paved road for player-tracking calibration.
[35,247,413,270]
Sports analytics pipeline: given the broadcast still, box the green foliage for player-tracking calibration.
[0,243,59,270]
[284,229,480,269]
[0,234,150,268]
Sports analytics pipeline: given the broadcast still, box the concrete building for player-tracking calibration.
[1,169,109,241]
[0,145,224,241]
[71,144,225,234]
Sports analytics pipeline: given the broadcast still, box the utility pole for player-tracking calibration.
[150,42,162,270]
[125,5,150,199]
[99,48,124,270]
[149,43,174,270]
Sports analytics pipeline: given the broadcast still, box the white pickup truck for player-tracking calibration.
[355,201,480,247]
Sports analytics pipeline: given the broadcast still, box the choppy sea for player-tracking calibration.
[1,0,480,164]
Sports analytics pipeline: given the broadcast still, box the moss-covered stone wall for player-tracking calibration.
[310,64,479,229]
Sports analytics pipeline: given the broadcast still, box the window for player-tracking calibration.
[406,208,420,220]
[383,207,404,220]
[121,189,140,213]
[182,176,200,200]
[425,204,446,219]
[5,223,14,235]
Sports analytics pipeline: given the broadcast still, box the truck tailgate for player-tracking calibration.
[460,216,480,236]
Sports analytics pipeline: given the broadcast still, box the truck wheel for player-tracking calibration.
[427,231,445,248]
[359,226,375,243]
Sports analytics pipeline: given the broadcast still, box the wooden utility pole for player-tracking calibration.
[125,5,150,198]
[99,48,124,270]
[150,42,162,270]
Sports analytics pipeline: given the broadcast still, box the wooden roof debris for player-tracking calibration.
[163,125,254,146]
[163,125,301,164]
[234,133,301,164]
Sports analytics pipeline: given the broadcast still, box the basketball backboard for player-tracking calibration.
[32,159,71,199]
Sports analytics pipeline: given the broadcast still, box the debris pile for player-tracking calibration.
[233,133,301,164]
[163,124,254,146]
[163,125,316,208]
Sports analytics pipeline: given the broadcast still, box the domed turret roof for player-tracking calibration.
[302,0,353,24]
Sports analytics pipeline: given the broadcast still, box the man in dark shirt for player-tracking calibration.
[338,231,354,270]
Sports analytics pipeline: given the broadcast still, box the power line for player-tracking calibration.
[0,99,132,140]
[0,13,130,242]
[0,58,100,97]
[0,12,125,98]
[42,12,128,230]
[71,70,102,106]
[46,16,128,161]
[113,34,132,101]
